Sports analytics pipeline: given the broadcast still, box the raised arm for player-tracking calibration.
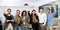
[28,11,31,17]
[52,3,57,16]
[3,6,6,14]
[52,3,56,12]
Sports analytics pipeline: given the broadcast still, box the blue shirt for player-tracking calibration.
[46,11,56,26]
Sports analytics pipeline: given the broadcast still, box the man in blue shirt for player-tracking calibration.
[46,4,57,30]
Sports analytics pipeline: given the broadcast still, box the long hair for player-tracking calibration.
[21,10,27,16]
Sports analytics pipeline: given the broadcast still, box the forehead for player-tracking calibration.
[7,10,11,11]
[40,9,43,11]
[16,11,20,12]
[46,9,50,11]
[33,11,36,12]
[40,9,43,10]
[23,12,26,13]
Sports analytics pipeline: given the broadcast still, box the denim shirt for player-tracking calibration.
[46,10,57,26]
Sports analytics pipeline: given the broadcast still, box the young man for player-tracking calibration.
[46,4,57,30]
[14,10,21,30]
[3,6,14,30]
[38,7,47,30]
[28,10,39,30]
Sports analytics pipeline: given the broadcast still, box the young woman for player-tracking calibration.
[21,10,30,30]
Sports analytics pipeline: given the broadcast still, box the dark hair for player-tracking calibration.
[16,10,20,14]
[46,7,50,11]
[39,7,43,10]
[7,8,11,12]
[32,9,36,12]
[21,10,27,16]
[16,10,20,12]
[39,7,43,12]
[31,9,36,15]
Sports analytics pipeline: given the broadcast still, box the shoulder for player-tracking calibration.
[11,15,13,16]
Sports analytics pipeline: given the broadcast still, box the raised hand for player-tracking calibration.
[52,3,56,10]
[3,5,6,14]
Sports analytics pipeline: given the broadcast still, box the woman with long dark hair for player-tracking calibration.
[21,10,30,30]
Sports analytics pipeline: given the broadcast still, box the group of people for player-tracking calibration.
[3,4,57,30]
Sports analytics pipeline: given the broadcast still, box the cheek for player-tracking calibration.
[40,10,41,11]
[8,12,10,13]
[34,12,36,14]
[18,12,20,14]
[47,10,49,12]
[32,12,34,14]
[40,10,42,12]
[23,13,25,15]
[17,13,19,14]
[8,11,11,12]
[48,10,50,12]
[9,12,10,13]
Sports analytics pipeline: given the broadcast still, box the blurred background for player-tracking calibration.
[0,0,60,30]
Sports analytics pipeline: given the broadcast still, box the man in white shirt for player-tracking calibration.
[38,7,47,30]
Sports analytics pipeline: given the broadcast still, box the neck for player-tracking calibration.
[16,15,19,16]
[8,13,11,15]
[23,15,26,17]
[47,12,50,14]
[40,12,43,14]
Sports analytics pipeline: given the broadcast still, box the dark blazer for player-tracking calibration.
[28,11,39,24]
[30,14,39,24]
[28,11,39,30]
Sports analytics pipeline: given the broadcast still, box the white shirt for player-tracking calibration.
[38,13,47,25]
